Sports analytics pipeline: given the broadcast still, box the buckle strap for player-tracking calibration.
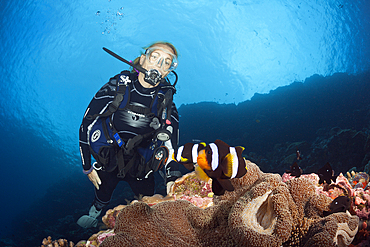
[116,150,139,179]
[86,75,129,121]
[108,93,124,113]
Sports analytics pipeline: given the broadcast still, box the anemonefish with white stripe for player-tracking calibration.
[196,139,247,195]
[172,142,207,170]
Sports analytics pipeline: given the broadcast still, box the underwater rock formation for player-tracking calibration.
[247,127,370,176]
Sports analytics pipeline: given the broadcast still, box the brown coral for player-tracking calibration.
[302,212,359,247]
[100,196,241,246]
[126,171,213,210]
[229,174,295,247]
[230,160,263,192]
[102,205,126,229]
[283,217,315,247]
[283,176,358,247]
[99,161,264,247]
[100,200,202,247]
[285,177,317,217]
[41,236,77,247]
[97,160,359,247]
[305,193,332,219]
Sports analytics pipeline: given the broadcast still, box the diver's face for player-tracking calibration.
[140,44,176,78]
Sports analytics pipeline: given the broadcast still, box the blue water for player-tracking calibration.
[0,0,369,243]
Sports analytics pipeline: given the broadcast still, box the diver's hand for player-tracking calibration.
[88,169,101,190]
[166,181,175,194]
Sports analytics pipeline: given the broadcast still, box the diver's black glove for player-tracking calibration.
[164,160,182,183]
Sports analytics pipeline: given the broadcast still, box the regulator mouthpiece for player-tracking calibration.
[144,69,162,86]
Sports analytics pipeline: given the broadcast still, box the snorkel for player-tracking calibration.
[103,47,178,87]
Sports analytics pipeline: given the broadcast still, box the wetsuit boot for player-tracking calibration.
[77,205,102,228]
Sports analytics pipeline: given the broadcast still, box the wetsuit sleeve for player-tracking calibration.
[79,75,119,171]
[163,102,182,182]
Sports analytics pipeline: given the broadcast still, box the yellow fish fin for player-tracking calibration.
[195,165,210,182]
[180,157,189,163]
[199,142,207,148]
[222,153,234,178]
[236,146,245,152]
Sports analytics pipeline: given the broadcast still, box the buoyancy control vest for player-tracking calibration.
[87,70,176,178]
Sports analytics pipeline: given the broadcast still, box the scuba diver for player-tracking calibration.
[77,42,182,228]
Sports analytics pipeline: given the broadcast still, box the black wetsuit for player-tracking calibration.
[79,71,181,210]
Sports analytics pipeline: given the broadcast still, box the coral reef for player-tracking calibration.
[84,229,115,247]
[303,212,359,247]
[96,161,359,247]
[170,170,213,195]
[100,171,214,230]
[42,161,370,247]
[40,230,117,247]
[347,171,370,190]
[167,170,214,208]
[132,170,214,209]
[100,200,203,246]
[102,205,125,229]
[41,236,86,247]
[282,170,370,247]
[229,179,294,246]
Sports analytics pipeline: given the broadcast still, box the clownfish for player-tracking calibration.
[172,142,207,170]
[196,139,247,196]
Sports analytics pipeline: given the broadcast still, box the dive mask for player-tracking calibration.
[103,47,178,86]
[145,47,178,72]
